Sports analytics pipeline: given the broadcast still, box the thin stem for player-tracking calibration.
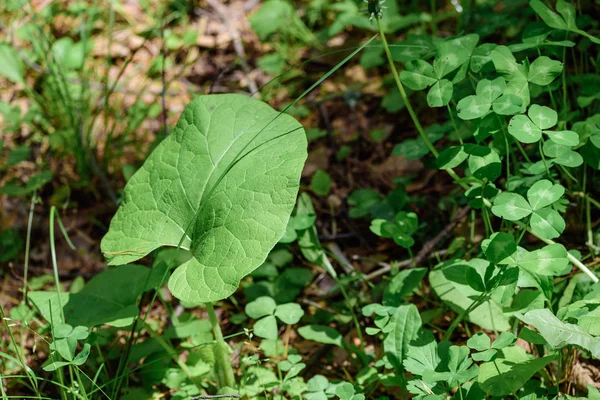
[447,104,463,144]
[443,292,487,340]
[515,141,532,164]
[0,305,41,399]
[49,207,64,321]
[376,19,435,157]
[514,221,598,283]
[538,140,553,181]
[143,322,203,388]
[562,32,569,111]
[206,303,236,388]
[376,18,468,190]
[430,0,438,36]
[335,277,366,353]
[22,193,36,303]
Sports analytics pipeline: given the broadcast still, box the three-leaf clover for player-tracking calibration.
[335,382,365,400]
[508,104,578,145]
[361,303,392,335]
[543,139,583,168]
[43,324,91,371]
[467,331,517,362]
[304,375,332,400]
[245,296,304,340]
[491,46,562,110]
[492,179,566,239]
[456,77,522,120]
[400,34,479,107]
[370,211,418,248]
[436,144,502,182]
[280,354,306,384]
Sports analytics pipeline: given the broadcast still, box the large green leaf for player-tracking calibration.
[29,264,168,327]
[478,345,556,396]
[429,260,510,331]
[384,304,422,371]
[101,95,307,303]
[518,309,600,358]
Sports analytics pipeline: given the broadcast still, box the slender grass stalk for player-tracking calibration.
[376,19,469,191]
[0,305,41,399]
[143,322,204,388]
[22,193,36,304]
[49,207,76,321]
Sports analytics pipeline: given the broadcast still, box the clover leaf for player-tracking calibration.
[456,77,522,120]
[527,180,565,210]
[427,79,453,107]
[508,105,576,147]
[245,296,304,339]
[101,95,307,303]
[492,180,566,239]
[492,193,532,221]
[400,59,436,90]
[44,324,91,371]
[528,56,564,86]
[468,332,517,362]
[483,232,517,265]
[530,0,600,44]
[335,382,364,400]
[542,140,583,167]
[491,46,562,111]
[399,35,478,108]
[370,211,418,248]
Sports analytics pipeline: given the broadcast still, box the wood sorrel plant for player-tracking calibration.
[367,0,600,398]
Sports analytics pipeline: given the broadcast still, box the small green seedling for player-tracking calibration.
[370,211,418,248]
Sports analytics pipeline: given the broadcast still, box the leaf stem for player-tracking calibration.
[514,221,598,283]
[206,303,236,388]
[376,19,468,190]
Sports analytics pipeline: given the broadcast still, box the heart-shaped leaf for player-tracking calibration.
[492,192,532,221]
[526,180,564,210]
[274,303,304,324]
[400,59,436,90]
[544,130,579,146]
[477,77,505,103]
[483,232,517,264]
[527,56,563,86]
[466,145,502,181]
[508,115,542,143]
[101,95,307,303]
[427,79,453,107]
[492,94,522,115]
[519,244,569,276]
[528,105,557,130]
[457,95,491,120]
[246,296,277,319]
[437,146,469,169]
[530,208,565,239]
[254,315,278,340]
[467,332,490,351]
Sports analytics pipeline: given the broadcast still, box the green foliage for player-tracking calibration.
[102,94,307,303]
[5,0,600,398]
